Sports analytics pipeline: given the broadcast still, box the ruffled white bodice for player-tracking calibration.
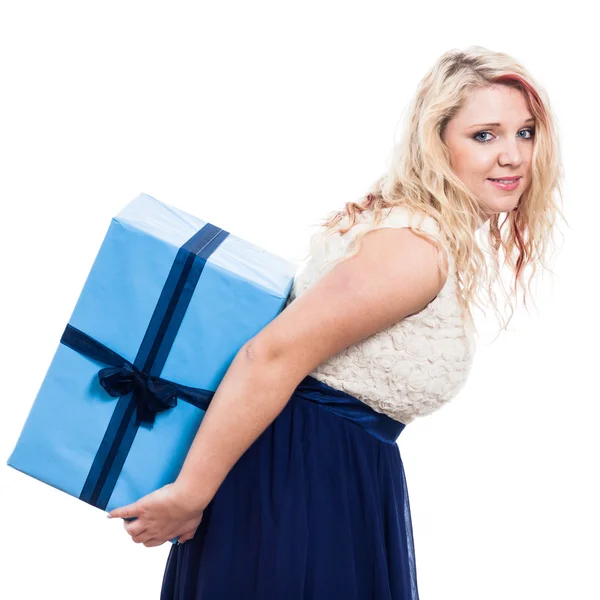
[286,206,476,425]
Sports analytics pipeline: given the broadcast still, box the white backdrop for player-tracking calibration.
[1,1,598,599]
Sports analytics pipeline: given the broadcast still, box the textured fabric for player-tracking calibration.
[286,205,476,425]
[160,375,419,600]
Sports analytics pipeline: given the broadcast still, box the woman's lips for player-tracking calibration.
[487,177,521,191]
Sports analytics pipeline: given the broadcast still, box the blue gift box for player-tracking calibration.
[7,193,296,539]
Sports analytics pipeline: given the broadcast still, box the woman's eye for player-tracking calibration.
[519,127,535,139]
[474,131,493,143]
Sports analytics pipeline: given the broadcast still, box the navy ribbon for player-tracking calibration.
[60,324,215,427]
[60,222,230,510]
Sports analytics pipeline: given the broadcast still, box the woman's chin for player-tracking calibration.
[480,196,520,216]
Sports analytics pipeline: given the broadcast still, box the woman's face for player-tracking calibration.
[442,85,534,223]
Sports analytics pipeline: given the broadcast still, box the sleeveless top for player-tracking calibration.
[285,205,476,425]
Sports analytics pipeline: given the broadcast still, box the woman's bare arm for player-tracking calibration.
[173,227,448,510]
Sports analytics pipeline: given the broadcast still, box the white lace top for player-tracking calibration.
[286,206,476,425]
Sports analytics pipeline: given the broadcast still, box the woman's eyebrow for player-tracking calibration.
[468,117,535,128]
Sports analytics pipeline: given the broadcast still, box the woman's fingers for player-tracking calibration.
[177,511,203,544]
[124,518,147,538]
[177,528,198,544]
[142,537,165,548]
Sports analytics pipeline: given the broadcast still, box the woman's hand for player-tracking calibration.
[106,482,210,547]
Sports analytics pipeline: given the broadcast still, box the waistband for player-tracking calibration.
[292,375,406,444]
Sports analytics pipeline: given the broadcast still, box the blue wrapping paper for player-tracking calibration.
[7,193,296,541]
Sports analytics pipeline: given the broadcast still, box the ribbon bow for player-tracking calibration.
[61,324,215,429]
[98,363,179,426]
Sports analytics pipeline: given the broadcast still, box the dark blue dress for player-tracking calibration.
[160,375,419,599]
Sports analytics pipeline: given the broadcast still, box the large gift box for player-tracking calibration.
[7,193,296,529]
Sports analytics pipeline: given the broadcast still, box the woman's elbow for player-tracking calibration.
[240,337,283,366]
[241,332,312,385]
[237,338,309,394]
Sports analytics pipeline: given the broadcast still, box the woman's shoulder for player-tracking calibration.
[364,205,441,235]
[339,205,446,262]
[292,205,448,293]
[325,204,440,242]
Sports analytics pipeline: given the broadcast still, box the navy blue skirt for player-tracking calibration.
[160,375,419,599]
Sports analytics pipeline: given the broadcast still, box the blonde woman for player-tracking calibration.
[108,45,564,599]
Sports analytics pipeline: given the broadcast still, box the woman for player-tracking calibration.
[107,45,564,599]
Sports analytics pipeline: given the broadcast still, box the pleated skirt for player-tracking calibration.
[160,375,419,600]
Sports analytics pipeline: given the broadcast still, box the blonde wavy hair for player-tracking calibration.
[304,44,566,339]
